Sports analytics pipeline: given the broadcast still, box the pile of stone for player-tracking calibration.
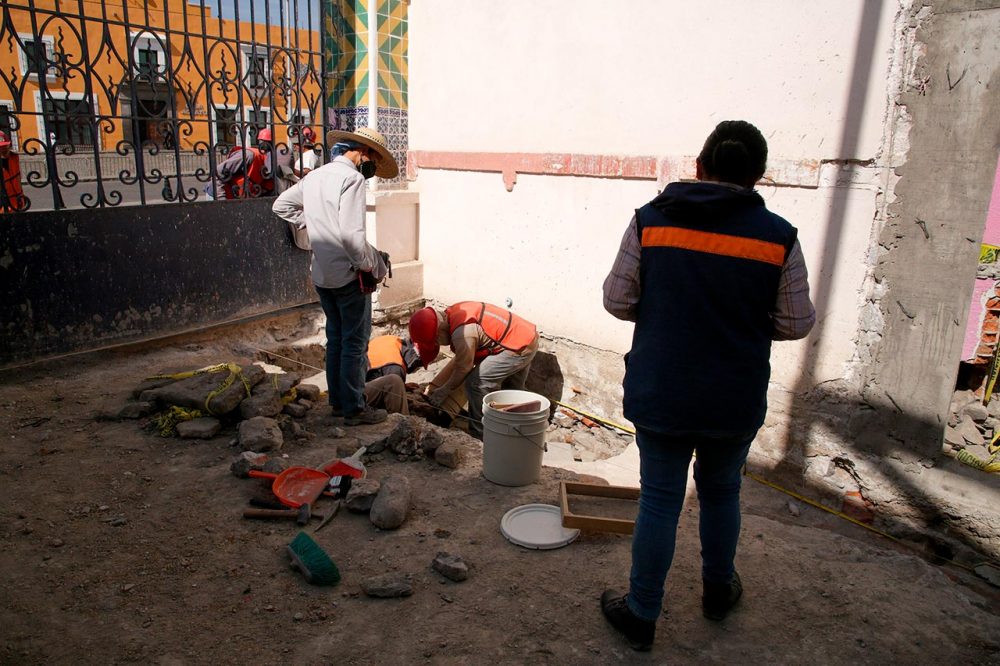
[366,416,465,469]
[944,389,998,461]
[546,408,633,462]
[109,360,321,454]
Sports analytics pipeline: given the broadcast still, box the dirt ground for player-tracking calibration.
[2,335,1000,665]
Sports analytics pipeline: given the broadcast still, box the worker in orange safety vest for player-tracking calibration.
[408,301,539,439]
[0,131,26,213]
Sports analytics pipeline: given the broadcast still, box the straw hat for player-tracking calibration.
[325,126,398,178]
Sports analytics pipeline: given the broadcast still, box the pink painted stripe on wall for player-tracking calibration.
[962,155,1000,361]
[407,150,659,191]
[984,154,1000,246]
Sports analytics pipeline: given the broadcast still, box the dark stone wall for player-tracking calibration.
[0,198,315,366]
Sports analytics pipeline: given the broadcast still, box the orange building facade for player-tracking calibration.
[0,0,324,155]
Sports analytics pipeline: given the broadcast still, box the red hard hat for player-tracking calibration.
[301,127,316,143]
[408,307,441,367]
[256,128,272,142]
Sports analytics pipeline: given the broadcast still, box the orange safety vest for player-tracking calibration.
[1,153,26,213]
[223,147,272,198]
[367,335,405,373]
[446,301,537,363]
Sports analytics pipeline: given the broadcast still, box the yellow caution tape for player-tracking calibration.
[553,399,636,434]
[146,362,252,415]
[152,405,204,437]
[955,449,1000,473]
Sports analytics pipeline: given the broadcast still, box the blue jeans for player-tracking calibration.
[626,429,754,621]
[316,281,371,415]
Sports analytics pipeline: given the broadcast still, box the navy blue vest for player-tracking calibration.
[622,182,798,437]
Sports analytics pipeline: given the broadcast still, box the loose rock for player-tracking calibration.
[239,416,284,452]
[943,425,965,448]
[230,451,270,478]
[145,363,266,415]
[176,417,222,440]
[435,442,464,469]
[419,428,445,454]
[361,573,413,598]
[432,552,468,582]
[961,402,989,423]
[283,403,308,418]
[240,384,283,419]
[955,416,985,447]
[295,383,321,402]
[345,478,381,513]
[370,475,411,529]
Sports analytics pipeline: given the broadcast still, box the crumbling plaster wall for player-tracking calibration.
[407,1,1000,555]
[756,0,1000,558]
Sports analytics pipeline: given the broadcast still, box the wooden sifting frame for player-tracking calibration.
[559,481,641,534]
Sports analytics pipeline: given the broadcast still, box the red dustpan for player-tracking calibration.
[248,466,330,508]
[320,446,367,479]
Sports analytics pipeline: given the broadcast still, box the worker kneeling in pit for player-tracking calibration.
[408,302,539,439]
[362,334,423,416]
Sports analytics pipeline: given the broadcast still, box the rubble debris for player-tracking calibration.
[240,383,283,419]
[283,403,308,418]
[419,428,445,454]
[238,416,284,452]
[434,442,464,469]
[345,478,381,513]
[295,383,321,402]
[974,563,1000,588]
[274,372,301,396]
[371,418,419,456]
[370,475,411,529]
[230,451,271,478]
[361,573,413,598]
[176,417,221,439]
[955,416,985,447]
[432,552,468,582]
[961,402,989,423]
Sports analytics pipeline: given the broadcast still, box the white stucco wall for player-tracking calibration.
[407,0,901,388]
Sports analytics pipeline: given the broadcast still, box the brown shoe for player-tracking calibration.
[344,406,387,426]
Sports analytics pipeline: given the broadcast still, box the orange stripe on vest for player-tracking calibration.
[641,227,785,267]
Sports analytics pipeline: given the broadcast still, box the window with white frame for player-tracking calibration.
[19,34,57,80]
[241,46,270,90]
[38,93,96,148]
[131,32,165,79]
[246,108,270,146]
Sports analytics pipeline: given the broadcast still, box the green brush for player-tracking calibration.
[287,531,340,586]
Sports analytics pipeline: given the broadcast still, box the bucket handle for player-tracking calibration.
[512,424,548,452]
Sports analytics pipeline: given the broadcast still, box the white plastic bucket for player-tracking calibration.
[482,389,550,486]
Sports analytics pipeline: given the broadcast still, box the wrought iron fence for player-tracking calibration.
[0,0,326,210]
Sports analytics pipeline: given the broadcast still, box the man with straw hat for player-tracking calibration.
[272,127,398,426]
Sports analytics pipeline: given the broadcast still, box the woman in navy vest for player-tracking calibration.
[600,121,816,651]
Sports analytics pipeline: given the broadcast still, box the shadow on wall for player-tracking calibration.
[764,379,1000,562]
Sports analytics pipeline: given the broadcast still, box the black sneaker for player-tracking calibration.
[702,570,743,621]
[601,589,655,651]
[344,406,387,426]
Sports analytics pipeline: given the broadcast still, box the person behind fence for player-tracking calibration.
[407,302,539,439]
[293,127,323,178]
[598,120,816,651]
[0,131,26,213]
[210,128,275,199]
[271,127,398,427]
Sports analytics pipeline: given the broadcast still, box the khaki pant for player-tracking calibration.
[364,375,409,415]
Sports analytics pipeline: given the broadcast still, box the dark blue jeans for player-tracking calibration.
[316,281,371,415]
[626,429,754,621]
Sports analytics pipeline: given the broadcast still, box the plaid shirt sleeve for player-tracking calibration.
[771,239,816,340]
[602,215,641,322]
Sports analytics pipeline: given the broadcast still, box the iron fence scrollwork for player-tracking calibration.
[0,0,327,211]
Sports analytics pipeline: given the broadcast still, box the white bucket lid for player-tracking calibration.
[500,504,580,550]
